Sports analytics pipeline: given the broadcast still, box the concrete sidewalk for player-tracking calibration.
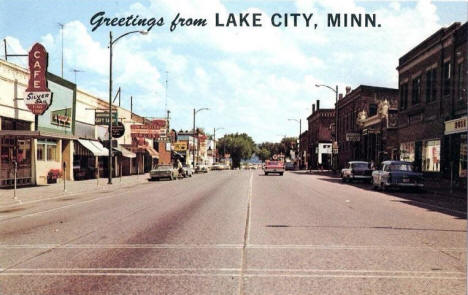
[0,173,151,207]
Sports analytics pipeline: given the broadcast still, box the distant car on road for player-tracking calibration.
[181,164,193,178]
[195,164,209,173]
[372,160,424,191]
[285,162,295,171]
[149,165,179,181]
[264,160,285,176]
[341,161,372,183]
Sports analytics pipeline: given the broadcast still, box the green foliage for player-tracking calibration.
[256,148,271,162]
[218,133,256,168]
[258,137,297,160]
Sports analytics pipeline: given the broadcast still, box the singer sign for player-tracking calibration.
[24,43,52,115]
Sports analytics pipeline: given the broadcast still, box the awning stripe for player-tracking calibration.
[77,139,109,157]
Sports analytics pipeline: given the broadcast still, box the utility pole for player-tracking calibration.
[58,23,64,78]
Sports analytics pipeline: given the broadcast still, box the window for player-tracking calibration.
[425,68,437,103]
[37,140,58,162]
[411,76,421,105]
[37,144,45,161]
[400,83,408,110]
[460,134,467,177]
[422,139,440,172]
[458,62,465,100]
[369,104,377,117]
[443,61,451,96]
[47,144,58,161]
[400,142,415,162]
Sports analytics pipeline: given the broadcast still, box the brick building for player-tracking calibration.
[397,22,467,187]
[336,85,399,169]
[307,100,335,170]
[299,130,309,170]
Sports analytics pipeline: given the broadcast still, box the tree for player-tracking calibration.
[256,148,271,162]
[257,137,297,160]
[218,133,256,168]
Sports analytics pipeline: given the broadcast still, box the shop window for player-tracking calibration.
[37,140,58,162]
[37,144,45,161]
[411,76,421,105]
[422,140,440,172]
[443,61,451,96]
[47,144,58,161]
[460,134,467,178]
[400,141,415,162]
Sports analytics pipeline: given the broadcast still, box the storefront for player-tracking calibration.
[444,116,467,186]
[73,139,109,180]
[0,118,33,187]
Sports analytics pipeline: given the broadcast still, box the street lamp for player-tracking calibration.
[108,30,148,184]
[288,118,302,169]
[315,83,339,171]
[213,127,224,162]
[192,108,209,168]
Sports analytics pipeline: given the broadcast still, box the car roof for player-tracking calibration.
[349,161,368,164]
[381,160,412,165]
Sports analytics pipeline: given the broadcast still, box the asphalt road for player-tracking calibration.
[0,170,465,294]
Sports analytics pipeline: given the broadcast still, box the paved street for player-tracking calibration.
[0,170,465,295]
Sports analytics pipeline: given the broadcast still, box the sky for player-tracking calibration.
[0,0,466,143]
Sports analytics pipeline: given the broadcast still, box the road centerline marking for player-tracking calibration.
[239,171,254,295]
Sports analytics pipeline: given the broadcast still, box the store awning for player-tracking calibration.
[113,145,136,158]
[77,139,109,157]
[145,146,159,159]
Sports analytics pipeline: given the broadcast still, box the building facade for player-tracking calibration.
[397,22,467,187]
[307,100,335,170]
[336,85,399,169]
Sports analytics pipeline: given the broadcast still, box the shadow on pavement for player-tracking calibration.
[315,174,467,219]
[265,224,466,233]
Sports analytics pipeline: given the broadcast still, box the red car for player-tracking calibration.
[263,160,285,176]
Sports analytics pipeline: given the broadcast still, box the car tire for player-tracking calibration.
[265,172,269,176]
[280,173,283,176]
[381,183,386,191]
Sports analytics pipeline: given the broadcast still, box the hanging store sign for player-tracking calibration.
[51,108,72,127]
[24,43,52,115]
[445,116,467,135]
[173,141,188,152]
[130,119,168,139]
[110,121,125,138]
[95,111,118,125]
[346,133,360,142]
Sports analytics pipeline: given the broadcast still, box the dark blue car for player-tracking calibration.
[372,161,424,191]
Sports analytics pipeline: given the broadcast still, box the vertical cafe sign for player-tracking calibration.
[24,43,52,115]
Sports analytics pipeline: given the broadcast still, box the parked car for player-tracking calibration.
[285,162,295,171]
[264,160,285,176]
[195,164,209,173]
[149,165,179,181]
[211,163,222,170]
[372,161,424,191]
[341,161,373,183]
[181,164,193,178]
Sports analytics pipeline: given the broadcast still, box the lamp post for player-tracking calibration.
[192,108,209,168]
[288,118,302,169]
[108,30,148,184]
[214,127,224,162]
[315,83,339,171]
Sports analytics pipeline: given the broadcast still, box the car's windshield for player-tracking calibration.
[352,163,368,169]
[389,164,413,171]
[157,165,172,170]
